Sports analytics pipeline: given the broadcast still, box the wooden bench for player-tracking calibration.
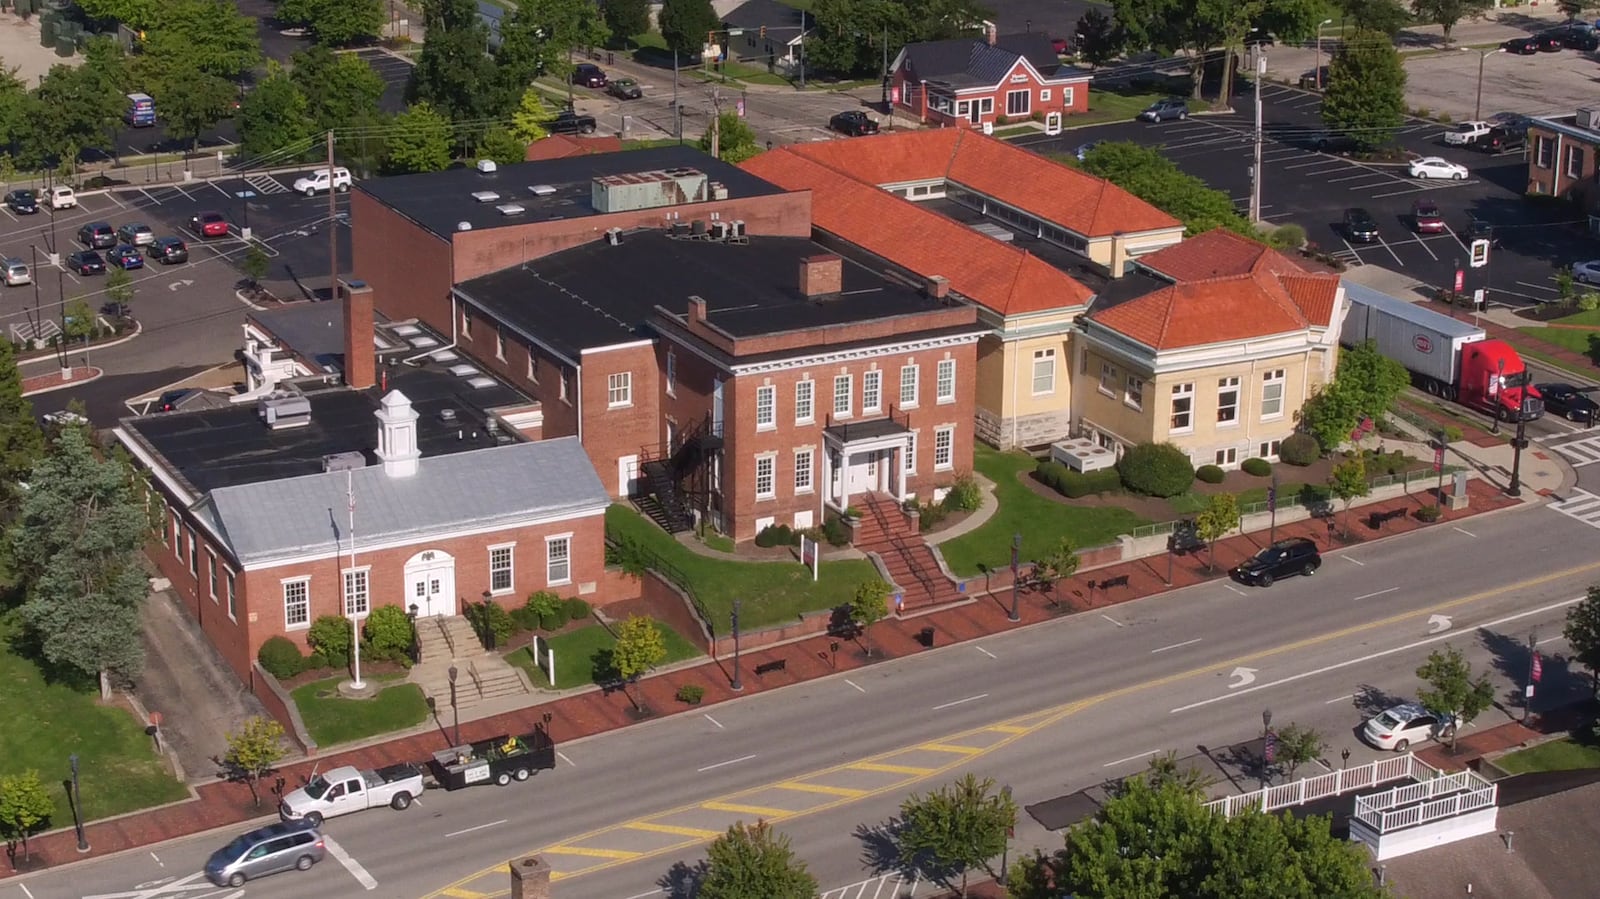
[754,659,787,676]
[1369,508,1408,530]
[1093,574,1131,591]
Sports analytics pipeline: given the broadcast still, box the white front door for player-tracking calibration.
[847,451,876,495]
[618,454,639,496]
[404,550,456,617]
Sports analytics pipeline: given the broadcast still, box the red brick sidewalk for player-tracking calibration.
[1,480,1521,877]
[1417,701,1594,773]
[19,366,101,396]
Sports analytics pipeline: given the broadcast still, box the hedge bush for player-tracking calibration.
[526,590,563,620]
[308,615,352,658]
[1033,459,1120,498]
[363,605,413,658]
[1195,464,1226,484]
[943,473,983,512]
[918,500,948,532]
[510,606,540,632]
[1280,433,1320,466]
[564,597,591,621]
[1117,443,1195,497]
[258,636,304,680]
[755,524,794,547]
[822,514,851,547]
[466,600,513,646]
[1034,459,1070,493]
[676,684,706,704]
[1241,457,1272,477]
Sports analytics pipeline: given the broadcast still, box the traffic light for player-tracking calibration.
[760,25,767,39]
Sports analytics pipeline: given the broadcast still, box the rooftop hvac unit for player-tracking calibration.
[709,181,729,200]
[439,408,458,423]
[1579,108,1600,132]
[258,394,312,430]
[690,219,707,237]
[321,451,366,472]
[471,190,501,203]
[528,184,557,196]
[496,204,526,216]
[731,220,746,237]
[456,221,472,232]
[710,221,729,240]
[476,159,497,174]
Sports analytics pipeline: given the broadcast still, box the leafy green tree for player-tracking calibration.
[1415,645,1495,751]
[1297,340,1409,452]
[477,126,527,166]
[151,64,237,155]
[410,0,500,123]
[1035,536,1081,604]
[1332,0,1412,35]
[138,0,261,82]
[238,63,314,160]
[384,102,454,173]
[510,87,553,144]
[0,69,30,153]
[1195,493,1240,573]
[1321,29,1406,150]
[809,0,987,78]
[27,63,123,171]
[290,45,387,137]
[496,0,611,112]
[1272,723,1326,781]
[697,110,763,163]
[611,615,666,710]
[1138,749,1218,796]
[0,340,44,505]
[847,578,890,655]
[698,820,818,899]
[898,773,1017,898]
[240,243,270,291]
[1563,585,1600,691]
[1327,454,1368,538]
[104,267,135,318]
[78,38,133,151]
[1074,8,1125,67]
[277,0,385,46]
[76,0,160,29]
[220,716,288,808]
[9,426,154,698]
[1076,142,1254,237]
[1411,0,1494,41]
[603,0,652,45]
[659,0,720,58]
[62,300,96,342]
[0,771,54,865]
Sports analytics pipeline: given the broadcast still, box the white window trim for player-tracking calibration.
[756,384,777,431]
[1064,86,1074,106]
[342,565,371,618]
[899,364,919,409]
[495,329,505,361]
[282,576,310,631]
[1216,377,1241,429]
[1040,88,1051,102]
[207,551,218,602]
[933,425,955,471]
[795,379,814,425]
[526,350,538,383]
[936,359,956,405]
[1261,370,1286,422]
[833,374,853,419]
[460,308,472,339]
[1005,88,1030,117]
[755,452,778,500]
[171,511,182,559]
[187,528,198,576]
[1031,349,1056,396]
[794,448,814,494]
[488,541,516,596]
[1170,382,1195,435]
[905,431,918,474]
[1124,375,1144,412]
[863,370,882,414]
[665,349,676,397]
[545,533,573,587]
[225,566,237,622]
[607,371,633,409]
[1098,362,1116,398]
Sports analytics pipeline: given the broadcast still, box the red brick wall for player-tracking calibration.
[578,343,662,497]
[350,191,454,326]
[457,327,579,440]
[895,63,1091,126]
[1527,126,1598,202]
[658,337,720,446]
[683,303,976,359]
[149,507,254,683]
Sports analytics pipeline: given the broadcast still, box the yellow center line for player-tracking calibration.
[543,846,640,860]
[776,781,869,798]
[437,889,490,898]
[701,801,795,818]
[624,822,723,839]
[422,556,1597,899]
[919,743,985,755]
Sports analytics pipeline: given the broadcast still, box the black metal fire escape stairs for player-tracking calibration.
[635,414,723,534]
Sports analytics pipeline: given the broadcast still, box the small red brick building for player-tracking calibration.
[890,27,1091,129]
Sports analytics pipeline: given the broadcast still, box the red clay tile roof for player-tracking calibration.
[523,134,624,161]
[1134,228,1287,281]
[783,129,1180,238]
[741,150,1092,314]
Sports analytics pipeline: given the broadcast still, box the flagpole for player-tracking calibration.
[348,469,364,689]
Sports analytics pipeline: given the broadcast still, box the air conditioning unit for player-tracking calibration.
[605,227,623,246]
[711,221,729,240]
[1579,108,1600,132]
[476,159,497,174]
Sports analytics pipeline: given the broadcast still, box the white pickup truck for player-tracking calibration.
[278,763,424,827]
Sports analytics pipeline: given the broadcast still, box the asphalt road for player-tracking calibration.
[18,501,1599,899]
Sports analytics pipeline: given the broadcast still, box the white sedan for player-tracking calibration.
[1409,156,1469,180]
[1573,260,1600,283]
[1442,120,1491,145]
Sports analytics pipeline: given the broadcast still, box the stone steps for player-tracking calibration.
[407,615,529,713]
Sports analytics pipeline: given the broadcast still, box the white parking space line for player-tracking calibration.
[1151,638,1203,653]
[1326,693,1355,704]
[1410,236,1439,261]
[206,181,234,199]
[1354,587,1400,601]
[1102,748,1161,768]
[323,835,378,890]
[137,188,162,205]
[1376,235,1404,267]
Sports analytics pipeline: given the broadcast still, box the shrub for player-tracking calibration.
[1033,459,1070,493]
[1443,425,1464,443]
[525,590,563,621]
[1279,433,1320,466]
[822,514,851,547]
[510,606,540,632]
[943,472,983,512]
[1195,464,1226,484]
[1267,223,1306,249]
[564,597,591,621]
[324,650,349,669]
[1579,292,1600,312]
[1060,467,1121,498]
[1416,505,1442,522]
[754,524,794,548]
[466,601,513,646]
[1117,442,1195,498]
[304,652,329,672]
[363,605,413,658]
[675,684,706,704]
[539,611,564,631]
[307,615,353,658]
[258,636,304,680]
[1241,457,1272,477]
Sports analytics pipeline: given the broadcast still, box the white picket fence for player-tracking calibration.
[1205,752,1435,818]
[1353,769,1497,832]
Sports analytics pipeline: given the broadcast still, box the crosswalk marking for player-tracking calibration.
[776,781,868,797]
[245,173,289,195]
[820,871,926,899]
[1551,436,1600,467]
[1549,489,1600,529]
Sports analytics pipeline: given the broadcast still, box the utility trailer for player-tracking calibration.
[427,728,556,790]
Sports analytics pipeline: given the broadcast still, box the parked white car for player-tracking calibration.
[49,186,76,209]
[1573,260,1600,283]
[292,167,352,197]
[1362,702,1459,752]
[1409,156,1470,180]
[1443,120,1492,145]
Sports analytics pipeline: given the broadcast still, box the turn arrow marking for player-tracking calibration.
[1228,666,1259,688]
[167,279,194,292]
[1428,614,1453,634]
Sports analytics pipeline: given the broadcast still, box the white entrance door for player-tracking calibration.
[847,451,876,496]
[618,454,639,496]
[404,550,457,617]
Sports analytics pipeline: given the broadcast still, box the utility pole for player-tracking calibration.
[798,10,806,89]
[1249,53,1265,223]
[673,50,682,144]
[326,130,338,300]
[709,88,722,158]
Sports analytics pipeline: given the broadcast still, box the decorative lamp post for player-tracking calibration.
[1008,533,1022,622]
[731,601,744,692]
[1262,708,1273,737]
[68,753,88,852]
[447,665,460,745]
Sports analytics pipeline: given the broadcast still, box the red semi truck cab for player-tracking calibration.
[1458,340,1543,422]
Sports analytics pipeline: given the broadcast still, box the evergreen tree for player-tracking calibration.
[1321,29,1406,150]
[0,339,44,506]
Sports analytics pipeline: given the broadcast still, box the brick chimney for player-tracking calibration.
[341,279,376,390]
[687,296,707,323]
[799,254,843,298]
[926,275,950,299]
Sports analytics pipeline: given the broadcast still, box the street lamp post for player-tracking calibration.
[731,600,743,692]
[1465,47,1506,122]
[1341,747,1351,769]
[68,754,88,852]
[1262,708,1273,737]
[1508,409,1529,497]
[1008,533,1022,622]
[447,665,460,745]
[1315,19,1333,90]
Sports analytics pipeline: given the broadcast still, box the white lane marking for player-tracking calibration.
[1428,614,1453,634]
[1223,584,1247,596]
[19,885,34,899]
[623,891,668,899]
[697,753,757,773]
[1342,556,1366,566]
[1100,614,1126,627]
[703,713,724,729]
[84,873,209,899]
[932,693,989,711]
[1325,693,1355,704]
[844,678,867,693]
[976,645,997,659]
[1101,749,1161,768]
[445,819,506,837]
[1453,526,1478,538]
[1170,595,1585,713]
[1151,638,1203,654]
[1537,635,1565,646]
[1228,667,1259,688]
[149,851,162,865]
[556,751,576,767]
[324,836,378,890]
[1354,587,1400,601]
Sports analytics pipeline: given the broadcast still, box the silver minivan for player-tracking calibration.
[204,821,325,887]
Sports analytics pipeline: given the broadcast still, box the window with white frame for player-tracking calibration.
[226,569,237,620]
[1005,89,1030,116]
[495,329,505,361]
[1170,382,1194,432]
[755,454,776,499]
[794,449,813,493]
[460,307,472,339]
[1098,362,1116,397]
[1259,439,1281,460]
[905,432,917,473]
[187,529,198,575]
[343,567,370,616]
[1217,377,1240,424]
[1568,145,1585,178]
[1064,87,1074,106]
[863,370,881,413]
[1032,349,1056,395]
[1261,369,1285,419]
[980,97,993,114]
[207,553,218,601]
[833,374,852,417]
[546,535,571,585]
[795,379,814,424]
[560,368,572,403]
[936,359,956,404]
[956,100,969,116]
[756,385,776,429]
[284,578,310,629]
[171,512,181,556]
[900,364,919,407]
[1536,135,1552,168]
[1215,447,1238,467]
[934,426,954,470]
[665,350,676,396]
[607,371,632,407]
[489,544,514,594]
[1039,89,1051,102]
[1124,375,1144,411]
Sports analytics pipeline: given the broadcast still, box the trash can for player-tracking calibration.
[39,16,55,47]
[55,34,73,57]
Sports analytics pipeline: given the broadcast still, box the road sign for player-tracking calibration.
[1469,238,1491,268]
[1532,651,1543,683]
[1434,445,1445,472]
[736,98,745,117]
[1473,288,1486,309]
[1264,733,1277,763]
[1454,269,1465,293]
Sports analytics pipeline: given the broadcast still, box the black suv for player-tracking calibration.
[1473,126,1525,154]
[1233,537,1321,587]
[548,109,597,135]
[1540,25,1597,50]
[1343,207,1380,243]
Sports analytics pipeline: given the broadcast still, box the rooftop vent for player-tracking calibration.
[391,324,422,337]
[711,221,729,240]
[439,408,458,423]
[605,227,623,246]
[710,181,729,200]
[430,349,460,363]
[467,376,497,389]
[529,184,557,197]
[448,364,480,378]
[496,203,526,216]
[471,191,501,203]
[1579,107,1600,131]
[407,335,440,348]
[321,451,366,473]
[258,394,312,430]
[456,221,472,232]
[476,159,497,174]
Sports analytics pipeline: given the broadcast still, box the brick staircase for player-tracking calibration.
[853,493,957,613]
[408,615,529,716]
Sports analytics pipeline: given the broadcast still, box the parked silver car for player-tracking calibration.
[204,821,325,887]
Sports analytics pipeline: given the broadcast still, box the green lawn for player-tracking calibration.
[936,446,1149,577]
[1065,89,1165,129]
[623,138,683,150]
[1495,737,1600,774]
[1518,345,1597,379]
[506,623,702,690]
[1518,327,1600,361]
[0,622,188,825]
[607,505,878,630]
[290,675,429,748]
[1552,308,1600,327]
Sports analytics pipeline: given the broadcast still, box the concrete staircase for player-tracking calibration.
[408,615,529,715]
[853,493,958,613]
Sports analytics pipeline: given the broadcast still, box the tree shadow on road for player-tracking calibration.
[656,859,707,899]
[1479,628,1583,719]
[853,819,907,877]
[1352,683,1409,719]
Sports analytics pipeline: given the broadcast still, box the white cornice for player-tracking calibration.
[1078,320,1325,375]
[731,331,985,376]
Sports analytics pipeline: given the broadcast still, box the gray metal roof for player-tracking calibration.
[208,436,608,566]
[899,32,1084,87]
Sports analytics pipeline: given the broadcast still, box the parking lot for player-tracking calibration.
[1017,80,1596,309]
[350,47,415,116]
